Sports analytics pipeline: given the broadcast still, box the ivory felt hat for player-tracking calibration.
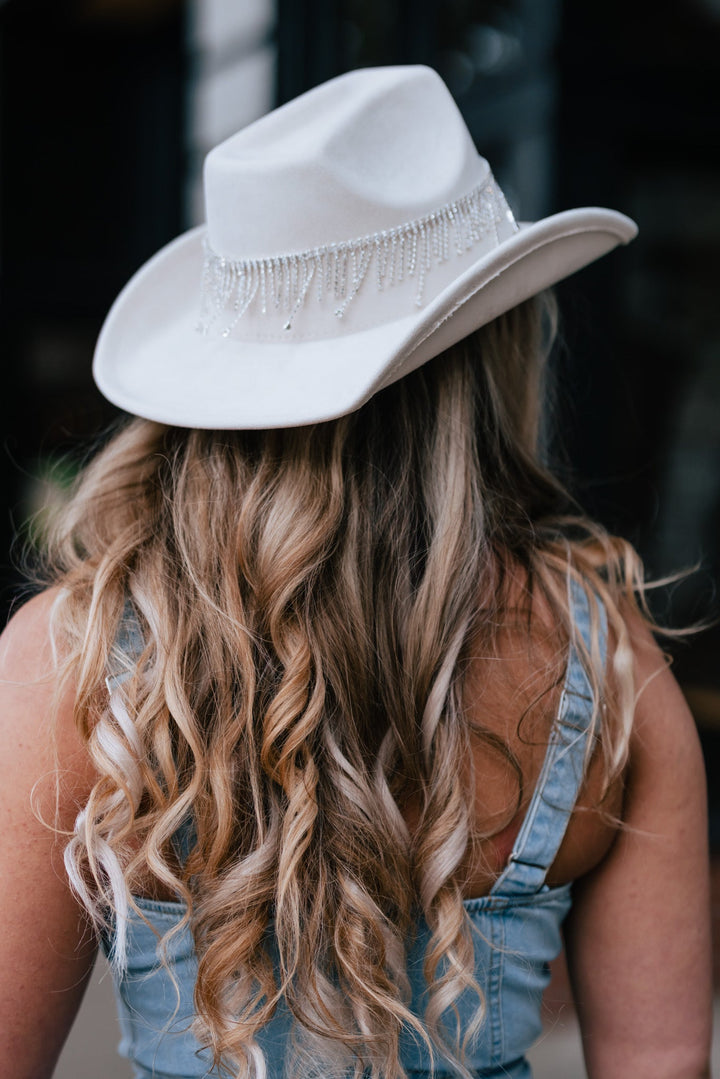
[93,65,638,430]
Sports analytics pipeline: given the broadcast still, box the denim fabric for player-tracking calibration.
[103,580,604,1078]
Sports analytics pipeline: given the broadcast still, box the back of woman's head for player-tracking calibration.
[45,294,639,1079]
[51,292,558,618]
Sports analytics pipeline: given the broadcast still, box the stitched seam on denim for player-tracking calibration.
[489,914,505,1064]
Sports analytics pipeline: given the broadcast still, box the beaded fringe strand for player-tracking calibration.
[198,176,517,337]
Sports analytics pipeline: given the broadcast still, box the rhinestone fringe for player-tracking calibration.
[198,176,517,337]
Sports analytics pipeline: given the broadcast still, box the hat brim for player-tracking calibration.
[93,207,637,429]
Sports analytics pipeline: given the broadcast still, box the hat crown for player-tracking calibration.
[204,66,485,260]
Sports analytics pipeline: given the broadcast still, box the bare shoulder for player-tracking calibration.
[0,592,100,1077]
[606,605,705,818]
[0,587,68,675]
[0,587,96,827]
[564,608,712,1078]
[625,611,703,769]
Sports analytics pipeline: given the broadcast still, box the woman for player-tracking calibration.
[0,66,712,1079]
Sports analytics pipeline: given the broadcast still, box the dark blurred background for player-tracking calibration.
[1,0,719,837]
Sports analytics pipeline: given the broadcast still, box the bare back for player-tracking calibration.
[401,582,624,901]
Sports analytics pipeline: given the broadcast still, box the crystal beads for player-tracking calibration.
[197,176,518,337]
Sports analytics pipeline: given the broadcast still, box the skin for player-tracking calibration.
[0,587,712,1078]
[0,592,98,1079]
[564,617,713,1078]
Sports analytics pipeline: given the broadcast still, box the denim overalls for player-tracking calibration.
[102,581,603,1078]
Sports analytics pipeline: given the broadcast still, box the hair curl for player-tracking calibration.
[41,295,646,1079]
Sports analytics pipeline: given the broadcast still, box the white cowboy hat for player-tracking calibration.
[93,65,637,430]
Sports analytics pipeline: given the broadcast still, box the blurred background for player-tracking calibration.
[1,0,719,1074]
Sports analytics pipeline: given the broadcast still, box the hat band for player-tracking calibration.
[197,174,518,339]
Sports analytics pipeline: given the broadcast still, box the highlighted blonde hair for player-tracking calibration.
[43,295,644,1079]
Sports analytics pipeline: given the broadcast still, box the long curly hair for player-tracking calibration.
[41,294,644,1079]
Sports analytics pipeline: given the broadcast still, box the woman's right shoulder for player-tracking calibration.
[564,604,712,1077]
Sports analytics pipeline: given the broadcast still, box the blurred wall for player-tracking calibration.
[0,0,187,606]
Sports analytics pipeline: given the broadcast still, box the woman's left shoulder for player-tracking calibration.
[1,587,64,669]
[0,591,100,1077]
[0,586,97,829]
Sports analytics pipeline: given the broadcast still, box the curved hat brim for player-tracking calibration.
[93,207,637,429]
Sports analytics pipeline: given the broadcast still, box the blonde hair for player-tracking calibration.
[41,295,645,1079]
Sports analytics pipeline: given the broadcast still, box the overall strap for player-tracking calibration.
[490,578,607,897]
[105,601,146,694]
[104,602,198,865]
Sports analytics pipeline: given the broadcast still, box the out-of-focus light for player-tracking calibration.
[466,22,523,76]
